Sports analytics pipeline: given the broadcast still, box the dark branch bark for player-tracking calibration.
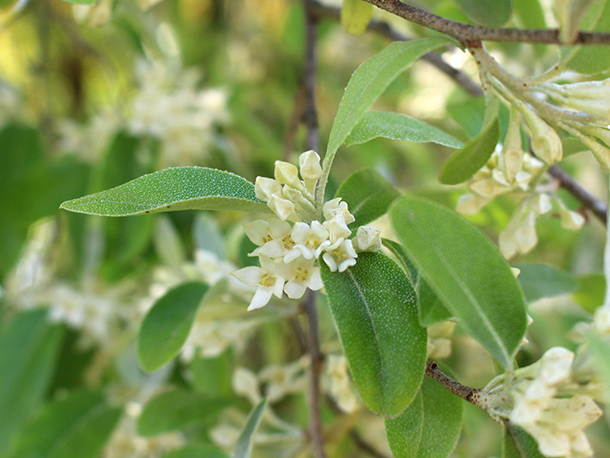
[425,360,487,407]
[361,0,610,45]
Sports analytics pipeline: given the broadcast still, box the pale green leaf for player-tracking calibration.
[163,444,229,458]
[454,0,513,26]
[587,333,610,406]
[138,390,230,436]
[321,37,455,201]
[346,111,462,148]
[385,376,463,458]
[60,167,270,216]
[321,252,427,417]
[390,197,527,369]
[233,398,268,458]
[6,391,121,458]
[502,424,545,458]
[439,116,499,185]
[0,310,64,455]
[61,0,96,4]
[572,273,606,313]
[138,282,209,372]
[335,168,400,228]
[341,0,373,36]
[516,263,577,303]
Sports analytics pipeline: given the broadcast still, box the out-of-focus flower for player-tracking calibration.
[324,354,361,413]
[57,112,122,163]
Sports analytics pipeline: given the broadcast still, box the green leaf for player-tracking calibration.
[346,111,462,148]
[386,375,463,457]
[0,310,64,455]
[587,333,610,404]
[562,0,610,73]
[382,238,418,283]
[60,167,270,216]
[572,273,606,313]
[138,390,231,436]
[438,116,500,185]
[6,391,122,458]
[335,169,400,228]
[454,0,513,26]
[390,197,527,369]
[502,424,545,458]
[341,0,373,36]
[322,37,454,198]
[138,282,209,372]
[61,0,96,4]
[513,0,546,58]
[321,252,427,417]
[233,398,268,458]
[516,263,578,303]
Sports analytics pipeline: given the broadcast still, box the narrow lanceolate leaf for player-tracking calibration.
[232,398,268,458]
[0,310,64,455]
[438,116,499,185]
[138,282,209,372]
[321,37,454,204]
[346,111,462,148]
[60,167,270,216]
[336,169,400,228]
[341,0,374,36]
[6,391,122,458]
[390,197,527,369]
[502,424,545,458]
[455,0,513,26]
[386,376,463,458]
[321,252,427,417]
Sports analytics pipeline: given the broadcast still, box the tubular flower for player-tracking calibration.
[233,151,381,310]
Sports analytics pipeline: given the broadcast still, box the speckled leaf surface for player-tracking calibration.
[60,167,270,216]
[390,197,527,369]
[321,252,427,417]
[386,376,463,457]
[346,111,462,148]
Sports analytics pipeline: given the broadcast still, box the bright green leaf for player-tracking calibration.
[438,116,500,185]
[386,376,463,457]
[138,390,231,436]
[335,168,400,228]
[454,0,513,26]
[382,238,418,283]
[321,37,455,200]
[321,252,427,417]
[502,424,545,458]
[0,310,64,455]
[138,282,209,372]
[516,263,578,303]
[341,0,373,36]
[390,197,527,369]
[60,167,270,217]
[163,444,229,458]
[513,0,547,58]
[6,391,121,458]
[233,398,268,458]
[346,111,462,148]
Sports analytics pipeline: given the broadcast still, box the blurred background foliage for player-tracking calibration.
[0,0,608,456]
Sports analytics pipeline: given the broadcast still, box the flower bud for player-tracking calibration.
[519,105,563,164]
[560,209,584,231]
[268,193,298,221]
[353,225,382,252]
[274,161,300,187]
[502,106,524,182]
[530,194,552,216]
[299,150,323,181]
[282,187,316,222]
[455,193,490,215]
[255,177,281,202]
[323,198,355,224]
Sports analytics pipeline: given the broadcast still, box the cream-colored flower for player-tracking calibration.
[278,257,323,299]
[291,221,331,259]
[323,198,355,225]
[255,176,282,202]
[322,239,358,273]
[299,150,323,182]
[231,256,285,310]
[353,226,382,252]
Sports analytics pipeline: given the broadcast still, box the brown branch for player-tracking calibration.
[360,0,610,45]
[548,164,608,223]
[425,360,489,408]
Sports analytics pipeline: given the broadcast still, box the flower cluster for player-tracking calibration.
[232,151,381,311]
[485,347,602,457]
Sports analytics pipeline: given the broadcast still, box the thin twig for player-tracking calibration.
[361,0,610,45]
[283,85,307,160]
[548,164,608,223]
[425,360,487,407]
[310,1,483,97]
[303,2,325,456]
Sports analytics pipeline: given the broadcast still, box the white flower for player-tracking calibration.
[231,256,285,310]
[232,367,261,405]
[322,239,358,273]
[267,194,298,221]
[243,219,296,260]
[255,177,282,202]
[560,208,585,231]
[274,160,301,187]
[540,347,574,385]
[519,104,563,164]
[278,257,323,299]
[323,214,352,243]
[291,221,330,259]
[259,356,310,402]
[325,354,360,413]
[502,106,525,183]
[456,193,491,215]
[323,198,355,225]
